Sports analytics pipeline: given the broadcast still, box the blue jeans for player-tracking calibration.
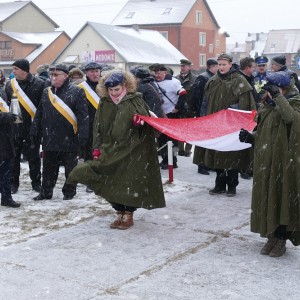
[0,160,12,201]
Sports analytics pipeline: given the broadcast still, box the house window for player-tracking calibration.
[216,40,220,49]
[196,11,202,25]
[126,12,135,18]
[159,31,169,40]
[0,41,11,49]
[209,44,213,53]
[163,8,172,14]
[199,32,206,46]
[199,54,206,67]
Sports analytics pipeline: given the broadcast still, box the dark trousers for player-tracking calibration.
[215,169,239,190]
[41,151,78,198]
[0,160,12,201]
[11,135,41,189]
[112,203,137,213]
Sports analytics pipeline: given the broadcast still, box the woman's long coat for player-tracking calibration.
[68,74,165,209]
[251,92,300,246]
[204,68,256,170]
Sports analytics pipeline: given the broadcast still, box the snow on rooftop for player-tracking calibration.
[0,1,29,22]
[89,22,187,64]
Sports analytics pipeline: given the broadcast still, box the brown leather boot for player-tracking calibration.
[269,239,286,257]
[110,211,125,229]
[260,237,278,255]
[118,211,134,230]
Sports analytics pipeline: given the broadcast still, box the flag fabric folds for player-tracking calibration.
[139,109,257,151]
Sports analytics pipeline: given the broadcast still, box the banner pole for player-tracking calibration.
[167,141,173,183]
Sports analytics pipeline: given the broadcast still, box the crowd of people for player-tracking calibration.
[0,53,300,256]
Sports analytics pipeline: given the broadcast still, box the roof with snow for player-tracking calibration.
[79,21,187,64]
[264,29,300,54]
[0,1,59,28]
[0,31,68,64]
[111,0,225,32]
[246,32,268,57]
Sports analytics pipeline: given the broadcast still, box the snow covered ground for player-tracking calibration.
[0,153,299,300]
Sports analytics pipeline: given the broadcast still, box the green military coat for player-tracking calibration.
[203,69,256,170]
[251,92,300,245]
[68,91,165,210]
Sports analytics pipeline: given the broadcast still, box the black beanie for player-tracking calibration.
[272,55,286,67]
[13,59,30,73]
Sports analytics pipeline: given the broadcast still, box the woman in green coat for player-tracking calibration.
[68,71,165,230]
[240,71,300,257]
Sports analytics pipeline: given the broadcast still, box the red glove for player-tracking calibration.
[133,114,144,127]
[93,149,101,160]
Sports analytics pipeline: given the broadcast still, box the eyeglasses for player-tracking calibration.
[258,64,266,67]
[50,72,65,77]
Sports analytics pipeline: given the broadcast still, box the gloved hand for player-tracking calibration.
[133,114,144,127]
[239,129,254,144]
[93,149,101,160]
[261,82,280,98]
[2,112,18,123]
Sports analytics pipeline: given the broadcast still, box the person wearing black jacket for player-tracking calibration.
[5,59,45,194]
[30,64,89,201]
[0,89,21,208]
[191,58,218,175]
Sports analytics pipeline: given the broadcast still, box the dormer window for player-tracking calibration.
[163,8,172,14]
[126,12,135,18]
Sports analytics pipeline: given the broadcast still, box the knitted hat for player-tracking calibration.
[12,59,30,73]
[266,71,291,87]
[271,55,286,67]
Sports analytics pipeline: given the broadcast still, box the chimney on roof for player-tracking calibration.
[256,33,259,41]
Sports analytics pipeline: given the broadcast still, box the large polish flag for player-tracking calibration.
[139,109,257,152]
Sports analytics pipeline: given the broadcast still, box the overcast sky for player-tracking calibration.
[1,0,299,43]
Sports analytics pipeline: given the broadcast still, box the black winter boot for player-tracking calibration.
[1,197,21,208]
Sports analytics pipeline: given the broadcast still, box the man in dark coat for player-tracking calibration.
[131,66,164,117]
[30,64,89,200]
[191,58,218,175]
[175,59,197,157]
[5,59,45,194]
[204,53,256,196]
[0,89,21,208]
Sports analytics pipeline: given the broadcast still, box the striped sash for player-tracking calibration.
[79,81,100,109]
[0,96,9,112]
[11,78,36,118]
[48,87,78,134]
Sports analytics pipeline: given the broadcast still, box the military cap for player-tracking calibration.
[180,59,193,66]
[255,56,268,65]
[217,53,233,62]
[49,63,69,74]
[104,72,125,87]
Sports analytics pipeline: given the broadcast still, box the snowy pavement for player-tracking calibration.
[0,154,299,300]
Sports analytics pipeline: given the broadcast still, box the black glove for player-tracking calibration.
[261,82,280,98]
[2,112,18,123]
[239,129,254,144]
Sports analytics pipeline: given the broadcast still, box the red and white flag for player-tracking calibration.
[139,109,257,151]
